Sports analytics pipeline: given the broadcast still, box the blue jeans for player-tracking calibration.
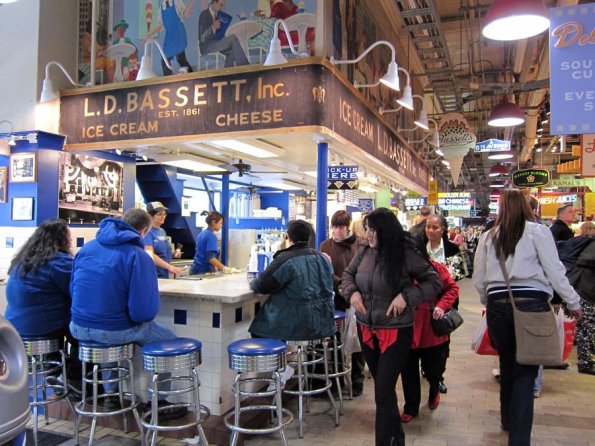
[70,321,176,394]
[486,298,549,446]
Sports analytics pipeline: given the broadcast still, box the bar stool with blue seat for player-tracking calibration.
[328,309,353,413]
[284,337,339,439]
[225,338,294,446]
[22,336,75,446]
[74,341,143,446]
[140,338,209,446]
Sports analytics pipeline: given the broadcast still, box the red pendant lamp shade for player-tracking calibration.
[488,98,525,127]
[482,0,550,41]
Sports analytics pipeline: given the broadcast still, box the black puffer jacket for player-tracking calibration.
[341,239,442,329]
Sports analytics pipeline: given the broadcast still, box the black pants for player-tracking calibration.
[161,51,193,76]
[359,325,412,446]
[401,343,444,416]
[44,326,82,382]
[487,297,549,446]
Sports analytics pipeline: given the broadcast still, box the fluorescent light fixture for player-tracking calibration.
[489,181,506,188]
[258,180,304,191]
[304,171,318,178]
[358,183,380,193]
[482,0,549,41]
[536,147,543,152]
[488,151,514,160]
[210,139,281,158]
[163,159,228,173]
[488,98,525,127]
[330,40,401,92]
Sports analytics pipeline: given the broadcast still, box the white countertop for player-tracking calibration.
[158,273,255,303]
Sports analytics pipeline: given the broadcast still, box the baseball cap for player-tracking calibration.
[146,201,168,213]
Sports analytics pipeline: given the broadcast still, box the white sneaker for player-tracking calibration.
[280,365,295,384]
[266,365,295,391]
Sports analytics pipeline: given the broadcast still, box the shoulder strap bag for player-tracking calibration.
[497,254,561,366]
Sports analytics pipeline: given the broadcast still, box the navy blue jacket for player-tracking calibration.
[249,242,336,341]
[5,252,73,336]
[71,217,160,331]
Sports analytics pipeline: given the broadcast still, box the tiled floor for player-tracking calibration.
[27,279,595,445]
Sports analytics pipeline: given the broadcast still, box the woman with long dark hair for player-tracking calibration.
[4,218,81,389]
[342,208,442,446]
[474,189,582,445]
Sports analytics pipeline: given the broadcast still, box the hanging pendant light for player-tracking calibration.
[489,163,508,177]
[482,0,550,41]
[488,97,525,127]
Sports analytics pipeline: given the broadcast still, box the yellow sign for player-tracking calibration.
[428,179,438,204]
[585,192,595,218]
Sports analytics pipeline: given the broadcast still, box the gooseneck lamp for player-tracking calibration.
[264,19,309,66]
[137,39,174,80]
[39,61,83,103]
[330,40,401,92]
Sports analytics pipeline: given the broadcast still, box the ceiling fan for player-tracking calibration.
[217,159,287,178]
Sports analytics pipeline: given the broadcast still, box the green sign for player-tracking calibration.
[512,169,550,188]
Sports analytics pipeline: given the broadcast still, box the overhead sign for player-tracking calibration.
[549,5,595,135]
[438,192,472,211]
[60,62,430,191]
[549,176,595,188]
[327,165,358,190]
[512,169,550,188]
[428,178,438,205]
[405,197,427,211]
[538,193,578,205]
[474,138,511,152]
[582,134,595,177]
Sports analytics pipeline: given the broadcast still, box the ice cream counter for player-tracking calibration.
[153,273,266,416]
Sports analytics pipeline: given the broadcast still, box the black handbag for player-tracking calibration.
[431,308,464,336]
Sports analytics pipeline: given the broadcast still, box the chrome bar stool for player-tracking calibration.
[74,341,143,446]
[284,338,339,439]
[22,336,75,446]
[224,339,293,446]
[141,338,209,446]
[328,309,353,413]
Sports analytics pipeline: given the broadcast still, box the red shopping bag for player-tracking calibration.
[562,318,577,362]
[471,312,498,355]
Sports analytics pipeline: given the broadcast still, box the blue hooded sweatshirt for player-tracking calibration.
[70,217,160,331]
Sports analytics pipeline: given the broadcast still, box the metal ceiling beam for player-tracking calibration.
[394,0,464,113]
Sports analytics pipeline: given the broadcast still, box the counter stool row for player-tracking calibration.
[23,335,209,446]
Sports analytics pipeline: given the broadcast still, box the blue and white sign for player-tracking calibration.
[474,138,511,152]
[549,4,595,135]
[327,165,358,181]
[405,197,427,211]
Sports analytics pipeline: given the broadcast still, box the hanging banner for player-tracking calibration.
[438,113,476,186]
[428,178,438,205]
[549,5,595,135]
[512,169,550,188]
[581,134,595,177]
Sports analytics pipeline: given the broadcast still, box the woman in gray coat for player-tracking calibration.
[342,208,442,446]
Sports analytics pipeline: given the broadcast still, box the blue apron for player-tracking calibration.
[161,1,187,59]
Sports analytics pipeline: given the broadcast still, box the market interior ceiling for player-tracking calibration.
[117,0,586,206]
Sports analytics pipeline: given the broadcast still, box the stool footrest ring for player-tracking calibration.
[224,406,294,435]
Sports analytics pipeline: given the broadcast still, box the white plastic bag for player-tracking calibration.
[343,306,361,355]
